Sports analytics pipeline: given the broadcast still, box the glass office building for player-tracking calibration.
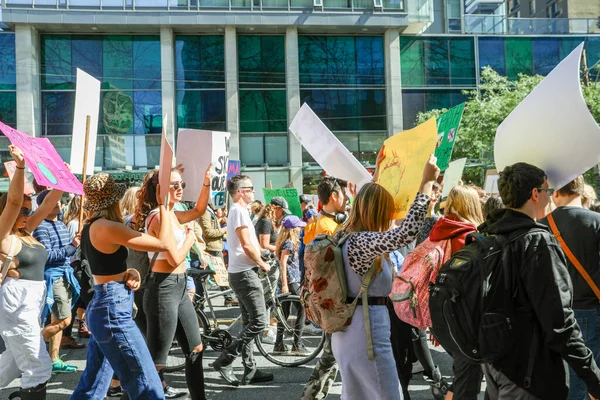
[0,1,598,194]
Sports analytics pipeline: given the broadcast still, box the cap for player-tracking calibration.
[305,209,318,219]
[282,215,307,229]
[270,196,291,215]
[299,194,312,204]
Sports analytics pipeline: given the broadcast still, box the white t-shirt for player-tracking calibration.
[227,203,261,273]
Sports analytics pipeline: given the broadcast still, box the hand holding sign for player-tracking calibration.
[204,162,214,187]
[9,145,25,168]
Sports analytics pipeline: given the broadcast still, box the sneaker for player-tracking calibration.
[60,336,85,349]
[224,299,239,307]
[261,329,276,345]
[291,342,310,356]
[78,321,91,339]
[52,357,77,373]
[305,324,322,335]
[163,386,187,399]
[106,385,124,397]
[272,342,289,354]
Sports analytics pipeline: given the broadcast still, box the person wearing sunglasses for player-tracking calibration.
[0,146,66,400]
[135,164,213,399]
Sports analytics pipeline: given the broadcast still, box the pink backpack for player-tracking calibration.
[391,238,451,330]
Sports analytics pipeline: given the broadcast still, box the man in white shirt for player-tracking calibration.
[212,175,274,387]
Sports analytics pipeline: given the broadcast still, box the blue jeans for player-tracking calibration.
[72,282,164,400]
[569,308,600,400]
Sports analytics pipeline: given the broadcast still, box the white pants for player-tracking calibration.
[0,278,52,389]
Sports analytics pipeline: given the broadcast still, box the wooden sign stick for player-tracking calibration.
[78,115,91,235]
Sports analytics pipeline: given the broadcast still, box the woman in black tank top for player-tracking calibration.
[72,173,178,400]
[0,146,69,400]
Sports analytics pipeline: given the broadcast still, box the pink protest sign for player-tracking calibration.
[0,121,84,195]
[4,160,35,195]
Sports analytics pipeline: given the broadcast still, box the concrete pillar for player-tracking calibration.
[225,26,240,161]
[385,28,403,136]
[160,27,176,145]
[15,24,40,136]
[285,26,303,192]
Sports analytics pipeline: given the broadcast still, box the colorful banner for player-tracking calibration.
[176,129,231,208]
[441,158,467,198]
[4,160,35,196]
[435,103,465,171]
[227,160,240,183]
[0,121,84,195]
[262,188,303,218]
[378,117,438,219]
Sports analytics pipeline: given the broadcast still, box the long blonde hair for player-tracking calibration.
[444,185,484,227]
[345,183,394,234]
[121,186,140,216]
[0,194,39,246]
[63,195,83,226]
[275,227,301,258]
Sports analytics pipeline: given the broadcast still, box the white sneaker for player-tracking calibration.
[306,324,322,335]
[261,329,277,344]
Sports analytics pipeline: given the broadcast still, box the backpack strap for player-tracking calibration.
[547,213,600,301]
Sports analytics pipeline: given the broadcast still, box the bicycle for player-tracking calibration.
[163,258,325,372]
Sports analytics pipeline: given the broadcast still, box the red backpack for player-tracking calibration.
[391,238,451,330]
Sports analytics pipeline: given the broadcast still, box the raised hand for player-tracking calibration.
[421,154,441,184]
[8,145,25,168]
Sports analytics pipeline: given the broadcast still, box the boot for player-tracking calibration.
[9,382,47,400]
[185,351,207,400]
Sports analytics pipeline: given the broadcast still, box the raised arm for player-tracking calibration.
[26,189,64,233]
[176,163,213,224]
[0,146,25,240]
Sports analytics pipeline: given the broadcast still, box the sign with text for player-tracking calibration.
[262,188,303,218]
[378,117,438,219]
[70,69,101,176]
[0,121,83,195]
[227,160,240,183]
[4,161,35,196]
[177,129,231,208]
[435,103,465,171]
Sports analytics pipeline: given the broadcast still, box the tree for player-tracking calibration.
[416,67,600,187]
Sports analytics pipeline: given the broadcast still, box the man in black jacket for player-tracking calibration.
[480,162,600,400]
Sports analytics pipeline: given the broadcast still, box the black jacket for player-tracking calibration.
[479,209,600,399]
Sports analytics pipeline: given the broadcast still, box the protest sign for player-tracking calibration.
[176,129,231,208]
[441,158,467,198]
[484,169,500,195]
[227,160,240,183]
[70,69,101,177]
[435,103,465,171]
[495,43,600,189]
[4,161,35,195]
[378,117,438,219]
[289,104,372,188]
[262,188,303,218]
[0,121,83,195]
[158,124,173,204]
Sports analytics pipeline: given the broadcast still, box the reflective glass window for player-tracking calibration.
[533,38,560,76]
[478,37,506,77]
[175,35,225,90]
[0,34,16,91]
[239,89,287,133]
[402,89,467,129]
[176,90,226,131]
[238,35,285,88]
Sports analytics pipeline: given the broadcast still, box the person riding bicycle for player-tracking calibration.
[212,175,275,387]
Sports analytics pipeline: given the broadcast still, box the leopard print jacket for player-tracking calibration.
[346,192,431,276]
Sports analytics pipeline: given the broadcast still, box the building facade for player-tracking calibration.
[0,1,598,195]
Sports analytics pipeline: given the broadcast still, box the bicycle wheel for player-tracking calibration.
[162,306,211,373]
[255,295,325,367]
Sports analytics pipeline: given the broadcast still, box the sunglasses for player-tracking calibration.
[240,186,254,192]
[536,187,555,196]
[171,181,187,190]
[19,208,34,217]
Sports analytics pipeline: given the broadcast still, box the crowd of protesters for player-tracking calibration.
[2,141,600,400]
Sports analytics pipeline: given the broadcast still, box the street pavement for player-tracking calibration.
[0,291,486,400]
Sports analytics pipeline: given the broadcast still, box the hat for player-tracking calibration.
[84,173,127,212]
[36,189,51,206]
[270,196,291,215]
[305,209,318,219]
[282,215,306,229]
[299,194,312,204]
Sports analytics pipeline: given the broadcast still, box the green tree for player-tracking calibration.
[417,67,600,187]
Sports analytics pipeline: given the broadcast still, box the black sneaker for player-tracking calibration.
[107,385,124,397]
[241,369,274,385]
[163,386,187,399]
[212,358,240,387]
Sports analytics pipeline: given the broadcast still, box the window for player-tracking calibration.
[402,89,467,129]
[0,33,16,138]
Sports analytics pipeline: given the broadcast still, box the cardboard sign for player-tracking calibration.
[262,188,303,218]
[70,69,101,176]
[435,103,465,171]
[378,117,438,219]
[484,169,500,195]
[176,129,231,208]
[4,161,35,195]
[441,158,467,198]
[495,43,600,189]
[0,121,83,195]
[227,160,240,183]
[158,121,173,204]
[289,104,372,188]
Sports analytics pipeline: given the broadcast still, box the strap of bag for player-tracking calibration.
[0,236,19,287]
[547,213,600,300]
[347,259,379,361]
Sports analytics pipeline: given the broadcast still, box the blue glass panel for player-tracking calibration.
[133,36,161,90]
[298,36,327,86]
[42,91,75,136]
[134,91,162,134]
[478,38,506,77]
[0,34,16,90]
[71,36,103,81]
[42,35,73,90]
[356,36,385,86]
[176,89,226,131]
[175,35,225,90]
[401,89,467,129]
[533,38,560,76]
[103,36,133,90]
[326,36,356,86]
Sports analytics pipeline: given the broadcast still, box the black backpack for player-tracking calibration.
[429,230,530,364]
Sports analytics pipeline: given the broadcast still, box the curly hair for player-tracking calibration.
[255,204,278,227]
[134,170,159,232]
